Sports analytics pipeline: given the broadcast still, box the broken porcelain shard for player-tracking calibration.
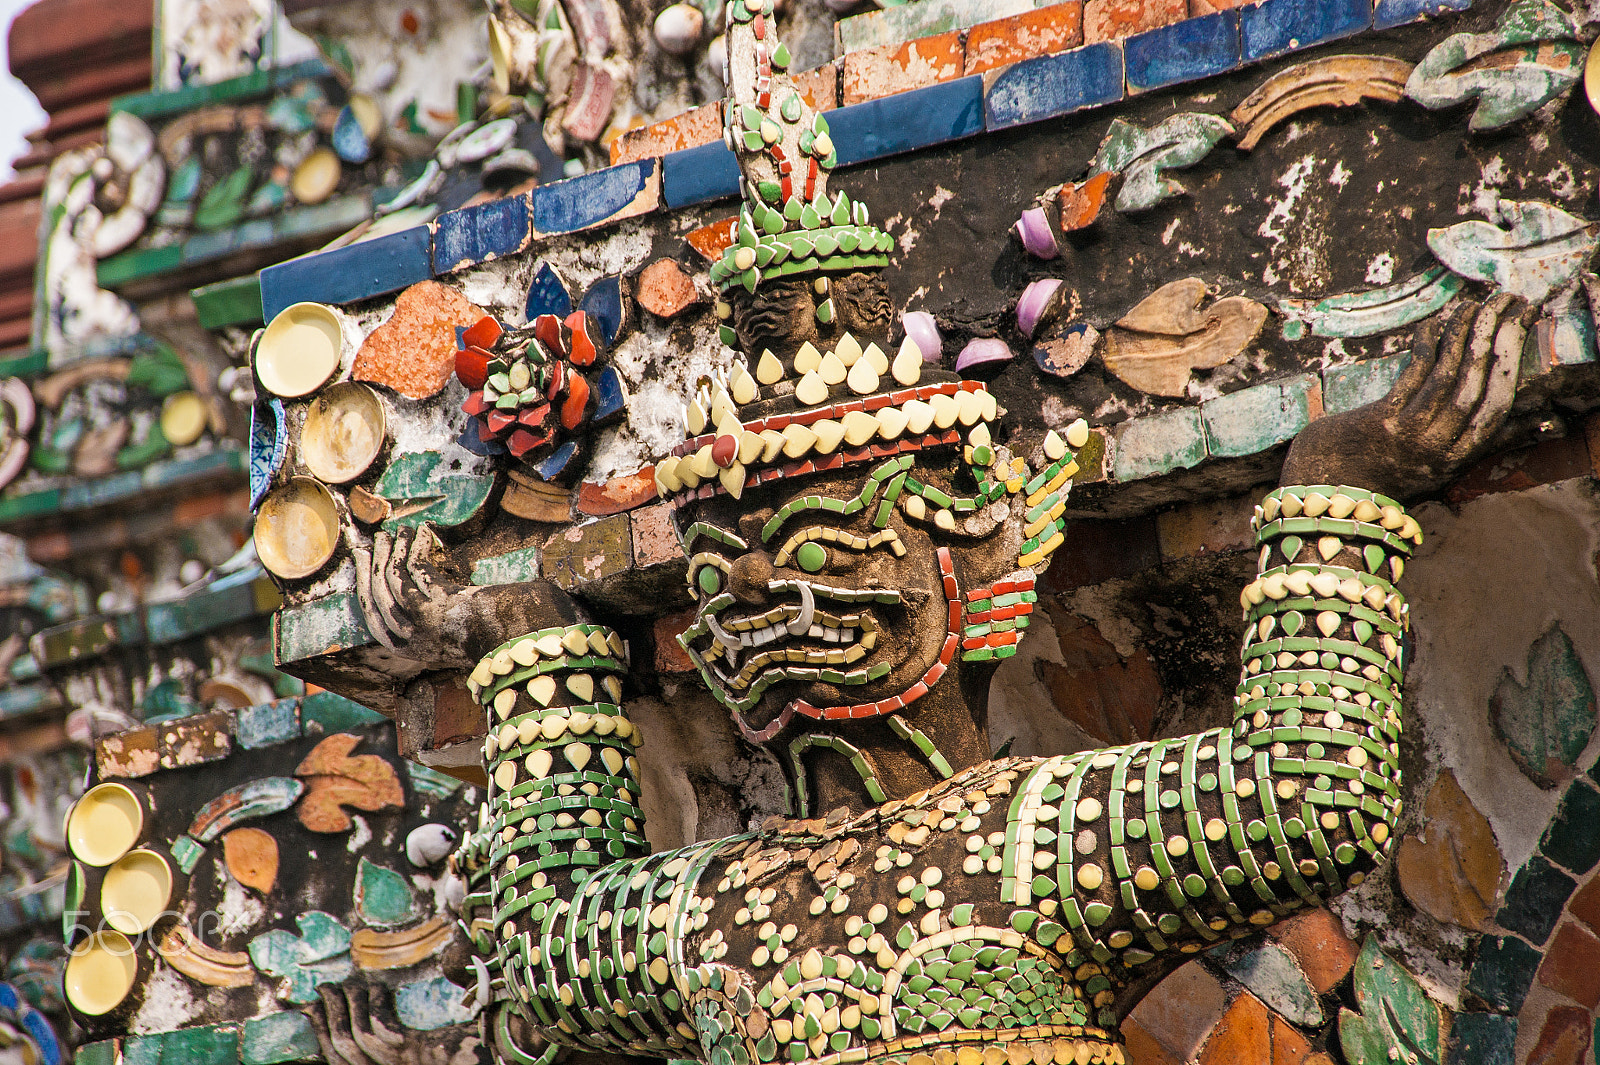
[1102,278,1268,396]
[1018,279,1066,338]
[1013,206,1059,259]
[954,338,1014,372]
[901,311,941,362]
[1231,55,1413,152]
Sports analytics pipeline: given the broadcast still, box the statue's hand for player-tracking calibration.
[1280,295,1535,500]
[352,522,585,669]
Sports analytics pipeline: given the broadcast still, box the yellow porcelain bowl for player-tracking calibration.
[65,931,137,1016]
[300,381,386,484]
[101,849,173,935]
[256,302,344,398]
[255,477,342,580]
[65,783,142,867]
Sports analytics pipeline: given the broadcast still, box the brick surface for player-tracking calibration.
[964,4,1084,76]
[1084,0,1186,43]
[1125,962,1230,1061]
[1155,491,1256,559]
[843,31,964,106]
[610,102,723,166]
[1446,435,1594,507]
[1191,0,1251,12]
[631,502,681,569]
[792,63,840,110]
[654,609,698,674]
[1538,921,1600,1008]
[1268,907,1360,993]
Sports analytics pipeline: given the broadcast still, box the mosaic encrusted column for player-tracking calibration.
[453,623,711,1060]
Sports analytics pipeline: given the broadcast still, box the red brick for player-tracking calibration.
[1539,921,1600,1008]
[964,3,1083,76]
[1445,434,1593,506]
[631,502,681,569]
[577,468,660,517]
[842,31,964,106]
[653,609,698,673]
[610,102,723,166]
[635,259,701,320]
[1155,491,1257,560]
[792,62,840,111]
[1269,907,1360,994]
[430,678,484,748]
[1190,0,1251,12]
[1125,962,1229,1061]
[1083,0,1185,43]
[1526,1005,1591,1065]
[1568,874,1600,934]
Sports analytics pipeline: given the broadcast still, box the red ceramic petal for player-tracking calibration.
[455,347,491,391]
[561,374,591,429]
[461,391,490,416]
[462,315,503,351]
[545,360,567,400]
[518,402,551,427]
[534,314,568,356]
[712,434,738,468]
[487,410,517,433]
[568,319,600,367]
[507,428,540,457]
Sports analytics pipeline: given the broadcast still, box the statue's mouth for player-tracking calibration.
[685,580,900,700]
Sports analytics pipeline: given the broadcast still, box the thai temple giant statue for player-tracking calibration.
[316,10,1537,1065]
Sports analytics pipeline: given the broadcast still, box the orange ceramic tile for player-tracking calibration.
[1191,0,1251,12]
[1268,907,1360,994]
[685,216,739,262]
[1525,1006,1593,1065]
[842,31,964,106]
[1117,1016,1182,1065]
[1196,992,1271,1065]
[654,609,699,673]
[1269,1012,1313,1065]
[1059,171,1113,230]
[610,101,723,166]
[1083,0,1186,43]
[964,3,1084,76]
[577,467,660,516]
[1567,872,1600,933]
[792,61,841,110]
[635,259,700,320]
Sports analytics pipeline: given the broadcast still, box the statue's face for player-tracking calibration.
[674,456,1015,736]
[729,271,894,361]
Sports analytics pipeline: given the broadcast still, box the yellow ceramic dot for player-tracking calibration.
[1204,818,1227,841]
[734,246,756,271]
[1167,835,1189,857]
[1321,811,1341,830]
[1277,779,1299,800]
[1076,864,1103,890]
[1075,797,1102,822]
[1235,779,1256,798]
[1133,867,1159,891]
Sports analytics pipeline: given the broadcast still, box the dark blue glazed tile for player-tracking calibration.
[249,397,287,510]
[433,194,533,274]
[1446,1013,1516,1065]
[983,44,1123,132]
[1126,11,1240,93]
[1374,0,1470,29]
[661,142,741,209]
[260,225,432,319]
[534,441,581,480]
[333,105,371,163]
[1495,855,1575,944]
[592,366,628,425]
[1464,936,1541,1014]
[526,261,573,320]
[831,75,985,163]
[1240,0,1370,62]
[578,277,625,346]
[1539,779,1600,874]
[531,159,659,236]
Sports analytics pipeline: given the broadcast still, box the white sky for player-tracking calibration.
[0,0,54,181]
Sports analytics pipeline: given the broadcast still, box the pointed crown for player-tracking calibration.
[708,0,892,305]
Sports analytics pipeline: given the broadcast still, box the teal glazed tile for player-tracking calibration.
[74,1041,117,1065]
[1112,405,1208,482]
[301,690,387,733]
[433,194,533,274]
[242,1013,321,1065]
[260,226,432,319]
[1239,0,1370,62]
[1445,1012,1516,1065]
[532,160,658,236]
[273,592,373,664]
[144,581,260,644]
[1323,352,1412,414]
[1201,374,1318,459]
[1495,855,1574,944]
[983,43,1123,131]
[1539,779,1600,873]
[1125,10,1240,94]
[237,697,301,749]
[830,76,985,164]
[1465,935,1541,1013]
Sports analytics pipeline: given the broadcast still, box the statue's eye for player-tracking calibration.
[697,566,723,595]
[795,542,828,573]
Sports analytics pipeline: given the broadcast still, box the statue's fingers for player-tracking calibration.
[371,551,415,642]
[1401,300,1478,423]
[1448,293,1517,421]
[385,526,414,610]
[347,986,406,1065]
[307,998,353,1065]
[408,521,449,603]
[351,545,399,650]
[1450,302,1528,463]
[317,986,372,1065]
[1385,313,1446,411]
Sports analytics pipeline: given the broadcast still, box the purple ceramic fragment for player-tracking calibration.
[1017,278,1065,338]
[1013,206,1059,260]
[902,311,942,362]
[955,337,1013,372]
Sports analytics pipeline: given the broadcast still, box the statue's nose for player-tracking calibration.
[729,551,775,604]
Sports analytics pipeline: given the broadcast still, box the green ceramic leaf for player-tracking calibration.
[1338,935,1441,1065]
[1491,624,1597,787]
[248,911,352,1004]
[375,452,494,531]
[195,166,254,231]
[354,857,419,927]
